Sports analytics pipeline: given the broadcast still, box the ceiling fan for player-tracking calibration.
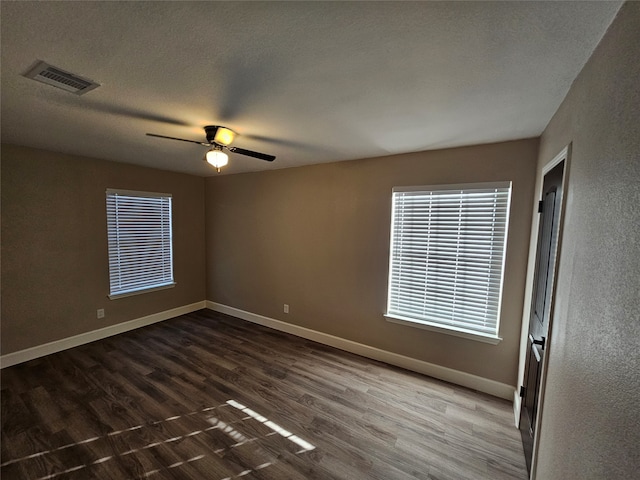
[146,126,275,172]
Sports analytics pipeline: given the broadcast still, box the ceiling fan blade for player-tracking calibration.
[228,146,275,162]
[146,133,209,146]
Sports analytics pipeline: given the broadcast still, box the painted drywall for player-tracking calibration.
[205,139,538,386]
[1,144,206,354]
[529,3,640,479]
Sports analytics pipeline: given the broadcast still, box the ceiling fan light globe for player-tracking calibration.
[206,149,228,170]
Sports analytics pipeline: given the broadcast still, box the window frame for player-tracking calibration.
[384,181,512,344]
[106,188,175,299]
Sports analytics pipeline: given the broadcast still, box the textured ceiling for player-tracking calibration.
[1,1,622,176]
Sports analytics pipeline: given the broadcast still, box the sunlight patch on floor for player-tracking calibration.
[226,399,316,454]
[5,400,315,480]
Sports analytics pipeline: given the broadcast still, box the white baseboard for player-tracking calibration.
[0,301,207,368]
[206,301,515,400]
[3,300,517,402]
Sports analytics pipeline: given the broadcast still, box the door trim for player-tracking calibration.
[519,143,571,479]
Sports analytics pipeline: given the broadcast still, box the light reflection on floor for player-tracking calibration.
[1,400,316,479]
[226,399,315,454]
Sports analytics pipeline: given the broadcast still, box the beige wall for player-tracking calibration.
[206,139,538,386]
[530,3,640,479]
[1,144,206,354]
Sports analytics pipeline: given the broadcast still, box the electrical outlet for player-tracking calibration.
[97,308,105,319]
[284,304,289,314]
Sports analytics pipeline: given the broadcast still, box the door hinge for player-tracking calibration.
[519,386,526,398]
[538,200,544,213]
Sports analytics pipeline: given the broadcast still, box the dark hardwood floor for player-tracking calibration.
[1,310,528,479]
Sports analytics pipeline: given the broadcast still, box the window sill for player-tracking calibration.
[109,282,176,300]
[384,314,502,345]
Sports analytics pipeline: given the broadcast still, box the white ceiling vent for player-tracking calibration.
[23,61,100,95]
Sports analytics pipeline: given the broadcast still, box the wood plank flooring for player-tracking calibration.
[1,310,528,479]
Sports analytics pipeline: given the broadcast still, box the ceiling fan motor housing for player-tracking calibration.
[205,125,235,146]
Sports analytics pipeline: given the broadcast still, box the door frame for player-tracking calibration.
[518,143,571,479]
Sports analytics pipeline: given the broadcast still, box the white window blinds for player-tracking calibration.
[106,189,174,298]
[386,182,511,339]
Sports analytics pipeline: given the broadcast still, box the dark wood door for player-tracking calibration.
[519,161,564,475]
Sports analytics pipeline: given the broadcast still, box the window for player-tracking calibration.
[106,189,174,298]
[385,182,512,343]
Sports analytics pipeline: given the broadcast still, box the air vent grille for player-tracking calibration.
[24,61,100,95]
